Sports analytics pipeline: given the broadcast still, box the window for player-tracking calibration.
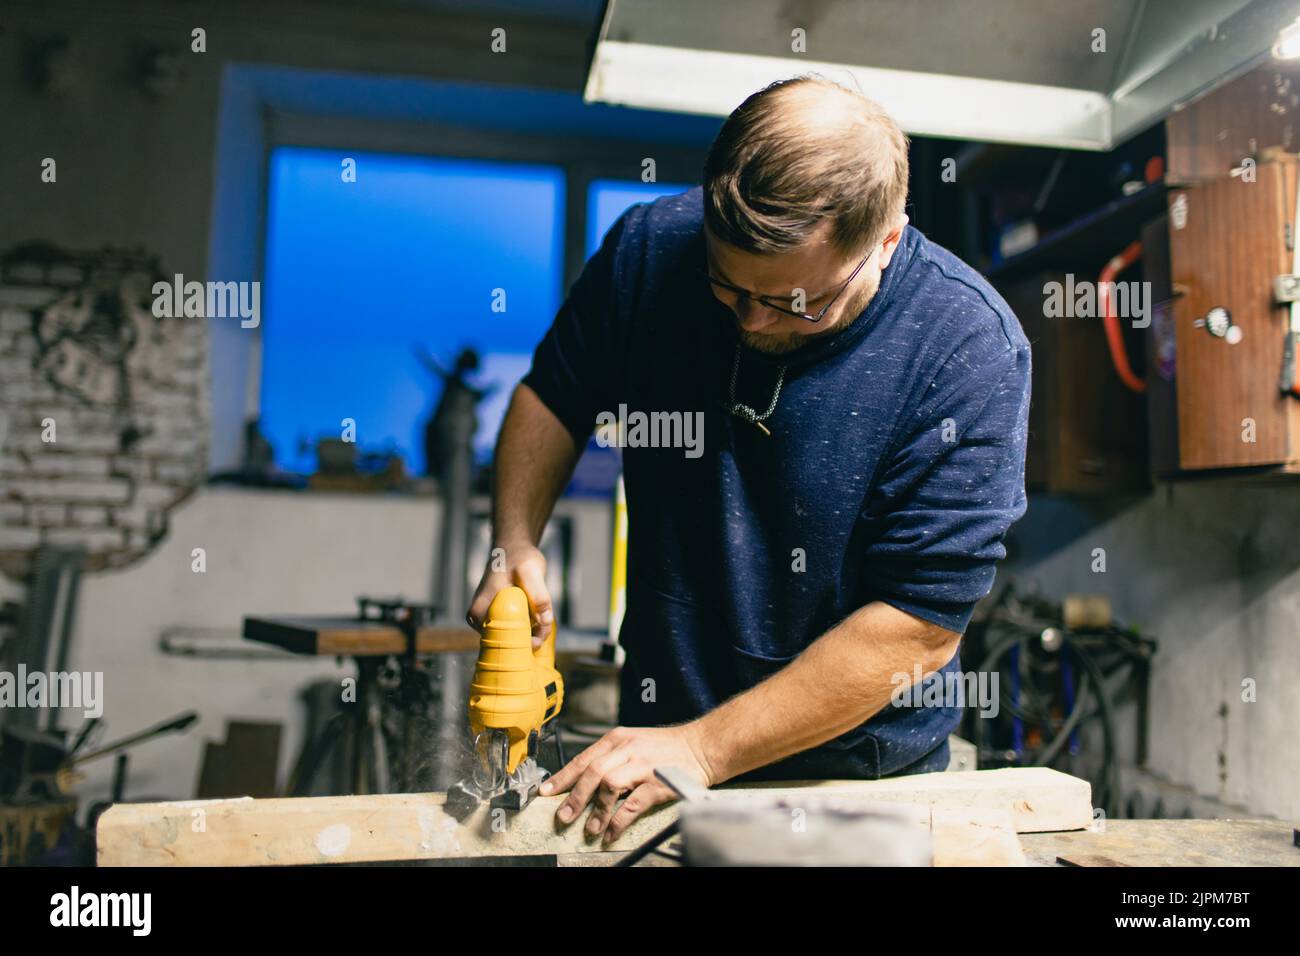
[261,147,565,473]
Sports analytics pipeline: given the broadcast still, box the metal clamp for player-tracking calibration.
[1274,274,1300,304]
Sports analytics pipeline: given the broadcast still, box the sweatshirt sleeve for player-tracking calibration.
[860,332,1031,633]
[520,208,635,446]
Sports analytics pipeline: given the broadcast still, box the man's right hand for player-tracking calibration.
[466,542,553,648]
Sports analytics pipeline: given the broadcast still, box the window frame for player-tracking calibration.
[251,111,707,470]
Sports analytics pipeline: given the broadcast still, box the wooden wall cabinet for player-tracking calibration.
[1001,274,1149,495]
[1167,157,1300,471]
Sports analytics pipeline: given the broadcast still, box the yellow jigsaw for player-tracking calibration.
[445,586,564,813]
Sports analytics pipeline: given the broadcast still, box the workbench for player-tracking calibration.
[95,767,1297,867]
[584,818,1299,867]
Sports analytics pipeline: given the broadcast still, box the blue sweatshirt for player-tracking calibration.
[523,187,1030,779]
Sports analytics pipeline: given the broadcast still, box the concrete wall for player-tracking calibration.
[1004,483,1300,821]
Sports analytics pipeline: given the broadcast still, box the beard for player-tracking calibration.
[739,329,806,354]
[739,268,881,355]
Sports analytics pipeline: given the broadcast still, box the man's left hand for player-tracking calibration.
[539,724,714,844]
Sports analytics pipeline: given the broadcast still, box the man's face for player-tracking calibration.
[704,217,907,354]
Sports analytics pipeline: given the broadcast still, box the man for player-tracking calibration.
[467,76,1031,844]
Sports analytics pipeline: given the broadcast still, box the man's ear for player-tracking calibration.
[877,215,909,270]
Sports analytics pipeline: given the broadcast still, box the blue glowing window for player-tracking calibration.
[261,147,565,474]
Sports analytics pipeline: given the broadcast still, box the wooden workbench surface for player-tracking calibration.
[578,818,1297,867]
[1019,818,1300,867]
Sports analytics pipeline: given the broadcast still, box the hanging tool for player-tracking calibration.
[445,587,564,814]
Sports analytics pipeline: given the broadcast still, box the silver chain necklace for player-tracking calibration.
[727,343,785,437]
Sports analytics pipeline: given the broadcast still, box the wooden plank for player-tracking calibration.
[930,808,1026,867]
[97,792,676,867]
[243,615,479,657]
[575,808,1027,867]
[733,767,1093,833]
[97,767,1089,867]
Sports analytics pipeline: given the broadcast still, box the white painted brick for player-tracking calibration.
[45,432,121,454]
[42,528,124,552]
[26,454,110,478]
[175,342,203,364]
[153,461,199,483]
[31,381,59,399]
[0,287,58,307]
[169,366,201,387]
[68,408,120,431]
[2,272,206,572]
[4,264,52,284]
[10,478,131,503]
[25,407,78,426]
[70,506,109,526]
[0,527,41,549]
[29,503,68,524]
[112,506,152,529]
[124,530,153,551]
[3,334,35,357]
[4,382,58,403]
[108,457,152,480]
[143,391,196,412]
[132,483,180,508]
[0,359,36,381]
[1,309,32,333]
[135,434,202,457]
[47,265,84,285]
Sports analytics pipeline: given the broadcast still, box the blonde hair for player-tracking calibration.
[703,75,909,256]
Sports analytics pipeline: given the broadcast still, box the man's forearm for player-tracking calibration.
[690,601,961,784]
[492,384,581,547]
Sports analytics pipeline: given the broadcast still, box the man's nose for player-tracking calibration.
[735,297,777,332]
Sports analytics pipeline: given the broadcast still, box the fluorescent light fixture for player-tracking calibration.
[585,0,1299,152]
[1274,17,1300,58]
[585,41,1111,151]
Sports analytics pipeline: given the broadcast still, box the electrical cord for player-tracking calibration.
[975,618,1126,817]
[1032,667,1092,767]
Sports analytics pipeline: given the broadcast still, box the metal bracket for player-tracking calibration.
[1274,274,1300,304]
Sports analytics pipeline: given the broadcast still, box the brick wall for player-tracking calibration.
[0,245,207,578]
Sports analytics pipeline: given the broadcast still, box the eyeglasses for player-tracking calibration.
[700,250,873,324]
